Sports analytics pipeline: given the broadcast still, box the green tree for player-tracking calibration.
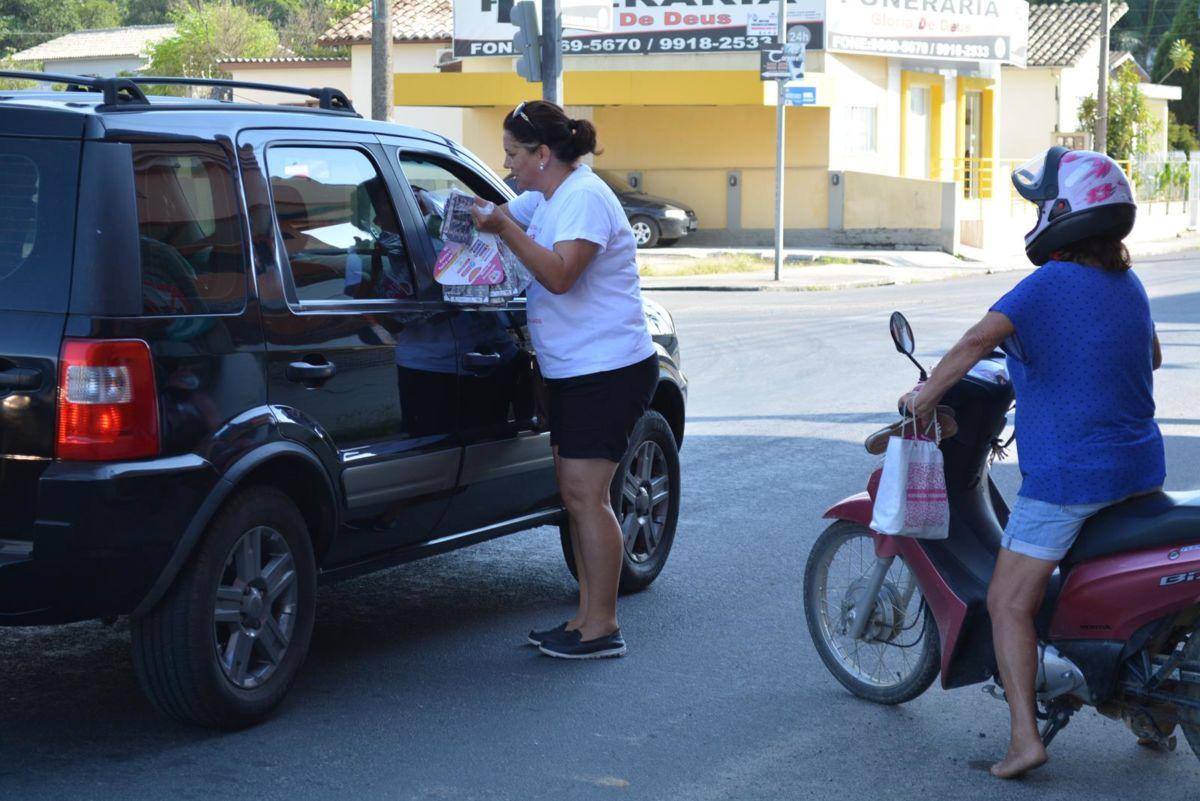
[1169,110,1200,154]
[0,0,124,56]
[1152,0,1200,136]
[147,1,278,79]
[1079,63,1163,161]
[124,0,171,25]
[1160,37,1194,81]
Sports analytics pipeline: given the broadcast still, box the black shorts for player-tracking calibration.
[545,355,658,462]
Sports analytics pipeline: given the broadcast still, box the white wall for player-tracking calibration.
[42,56,145,77]
[999,66,1059,159]
[223,64,353,106]
[1059,42,1101,136]
[350,42,464,141]
[825,53,893,174]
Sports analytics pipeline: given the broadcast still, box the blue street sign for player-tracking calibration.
[784,85,816,106]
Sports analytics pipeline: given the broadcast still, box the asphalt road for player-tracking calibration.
[4,255,1200,800]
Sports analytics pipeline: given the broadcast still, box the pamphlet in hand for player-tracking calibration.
[432,189,533,304]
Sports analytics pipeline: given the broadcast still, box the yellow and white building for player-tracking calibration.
[221,0,1188,252]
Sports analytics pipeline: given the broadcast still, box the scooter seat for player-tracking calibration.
[1062,490,1200,571]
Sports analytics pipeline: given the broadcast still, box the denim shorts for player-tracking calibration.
[1001,495,1113,562]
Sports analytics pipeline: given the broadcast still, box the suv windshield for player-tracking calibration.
[596,170,637,194]
[0,138,81,313]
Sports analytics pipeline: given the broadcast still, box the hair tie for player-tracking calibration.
[569,120,579,132]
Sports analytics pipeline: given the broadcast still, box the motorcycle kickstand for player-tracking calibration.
[1039,700,1077,748]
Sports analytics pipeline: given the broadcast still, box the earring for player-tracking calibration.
[539,163,545,171]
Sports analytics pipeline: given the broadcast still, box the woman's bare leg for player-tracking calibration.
[987,549,1058,779]
[556,455,622,640]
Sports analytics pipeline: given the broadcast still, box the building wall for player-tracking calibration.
[41,56,145,77]
[825,53,892,175]
[596,105,831,230]
[1145,96,1171,155]
[1000,66,1059,159]
[222,63,353,106]
[1059,43,1101,136]
[350,42,465,141]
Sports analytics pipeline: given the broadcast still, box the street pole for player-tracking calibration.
[773,0,786,281]
[1096,0,1110,153]
[541,0,563,104]
[370,0,392,122]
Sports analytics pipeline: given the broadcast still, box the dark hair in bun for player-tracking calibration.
[504,99,602,163]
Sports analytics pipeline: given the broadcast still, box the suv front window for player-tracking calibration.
[266,147,415,303]
[133,143,247,315]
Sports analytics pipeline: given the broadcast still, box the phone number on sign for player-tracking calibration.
[562,34,771,53]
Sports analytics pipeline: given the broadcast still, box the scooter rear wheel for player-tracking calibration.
[804,520,940,705]
[1174,624,1200,760]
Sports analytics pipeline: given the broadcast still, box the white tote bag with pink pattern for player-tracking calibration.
[870,419,949,540]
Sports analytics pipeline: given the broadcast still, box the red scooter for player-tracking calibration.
[803,312,1200,755]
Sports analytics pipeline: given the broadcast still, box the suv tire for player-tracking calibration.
[559,410,681,594]
[131,486,317,729]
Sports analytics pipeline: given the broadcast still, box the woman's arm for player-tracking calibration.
[904,311,1015,421]
[472,202,598,295]
[1153,331,1163,371]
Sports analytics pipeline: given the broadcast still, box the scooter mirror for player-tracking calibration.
[890,312,916,356]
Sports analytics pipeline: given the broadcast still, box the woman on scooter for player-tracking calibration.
[902,147,1164,779]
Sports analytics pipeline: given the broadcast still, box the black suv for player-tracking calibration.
[0,74,686,729]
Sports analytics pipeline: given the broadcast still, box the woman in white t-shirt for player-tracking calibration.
[472,100,657,660]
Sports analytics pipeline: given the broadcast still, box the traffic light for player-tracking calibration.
[512,1,541,83]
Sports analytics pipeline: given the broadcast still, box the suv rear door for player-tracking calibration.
[239,129,459,563]
[0,108,84,548]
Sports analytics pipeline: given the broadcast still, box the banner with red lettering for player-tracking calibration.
[453,0,825,57]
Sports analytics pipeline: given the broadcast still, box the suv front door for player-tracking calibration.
[382,138,558,532]
[240,130,459,563]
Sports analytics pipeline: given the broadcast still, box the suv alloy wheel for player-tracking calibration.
[131,487,317,729]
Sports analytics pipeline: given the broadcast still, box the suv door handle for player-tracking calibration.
[286,360,336,383]
[0,367,41,390]
[462,352,502,373]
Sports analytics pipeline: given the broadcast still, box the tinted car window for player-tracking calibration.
[267,147,415,304]
[0,138,81,313]
[396,155,476,254]
[133,143,247,315]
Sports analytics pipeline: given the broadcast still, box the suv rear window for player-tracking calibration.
[0,138,81,313]
[133,143,246,315]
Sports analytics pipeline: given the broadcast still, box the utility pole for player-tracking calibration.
[773,0,786,281]
[541,0,563,104]
[371,0,393,121]
[1096,0,1110,153]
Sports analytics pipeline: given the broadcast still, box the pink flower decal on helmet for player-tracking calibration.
[1087,183,1116,204]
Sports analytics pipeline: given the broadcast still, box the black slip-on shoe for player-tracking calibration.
[538,628,626,659]
[527,621,569,647]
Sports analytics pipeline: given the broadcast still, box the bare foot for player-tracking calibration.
[990,744,1048,779]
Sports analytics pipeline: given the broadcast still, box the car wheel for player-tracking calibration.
[131,486,317,729]
[559,410,681,593]
[629,216,660,249]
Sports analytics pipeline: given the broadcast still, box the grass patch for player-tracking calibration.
[639,254,769,277]
[639,252,861,277]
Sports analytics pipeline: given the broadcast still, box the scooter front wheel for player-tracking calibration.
[804,520,940,704]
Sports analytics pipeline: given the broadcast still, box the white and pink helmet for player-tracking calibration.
[1011,147,1137,265]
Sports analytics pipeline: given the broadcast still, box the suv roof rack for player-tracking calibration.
[0,70,357,115]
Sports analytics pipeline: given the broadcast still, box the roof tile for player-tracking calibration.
[319,0,451,46]
[11,24,177,63]
[1027,2,1127,68]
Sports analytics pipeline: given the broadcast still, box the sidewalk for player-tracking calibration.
[637,231,1200,292]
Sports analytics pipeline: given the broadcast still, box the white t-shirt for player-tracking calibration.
[506,164,655,379]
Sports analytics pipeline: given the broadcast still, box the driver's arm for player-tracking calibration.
[907,311,1015,421]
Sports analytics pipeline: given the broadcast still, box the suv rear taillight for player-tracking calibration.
[56,339,159,461]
